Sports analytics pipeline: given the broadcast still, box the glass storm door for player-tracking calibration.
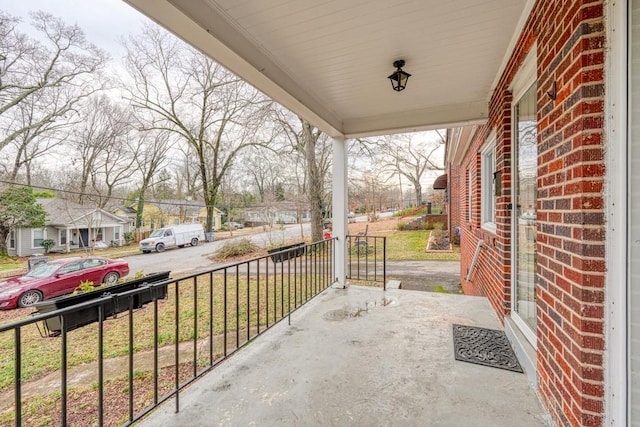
[513,83,538,339]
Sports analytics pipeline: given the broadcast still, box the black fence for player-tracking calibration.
[346,234,387,289]
[0,239,334,426]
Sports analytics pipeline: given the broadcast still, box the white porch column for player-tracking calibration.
[331,135,348,288]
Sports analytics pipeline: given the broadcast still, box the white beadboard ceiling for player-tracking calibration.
[124,0,531,138]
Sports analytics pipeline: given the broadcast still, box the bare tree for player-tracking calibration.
[5,89,77,183]
[0,11,108,154]
[174,144,202,199]
[123,24,272,232]
[243,146,286,203]
[373,131,445,206]
[69,95,134,206]
[275,107,332,242]
[133,131,172,229]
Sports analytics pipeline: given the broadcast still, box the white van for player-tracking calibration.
[139,223,205,253]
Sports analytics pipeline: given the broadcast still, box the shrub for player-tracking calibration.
[432,222,445,231]
[215,238,259,259]
[396,221,406,231]
[41,239,55,254]
[124,232,134,244]
[73,280,95,294]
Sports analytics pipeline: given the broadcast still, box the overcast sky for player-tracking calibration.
[1,0,148,60]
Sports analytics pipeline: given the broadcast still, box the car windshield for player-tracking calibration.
[149,229,165,238]
[25,263,61,278]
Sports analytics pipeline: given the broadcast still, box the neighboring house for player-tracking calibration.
[114,200,222,231]
[245,201,311,226]
[195,206,223,231]
[112,205,137,225]
[9,198,130,257]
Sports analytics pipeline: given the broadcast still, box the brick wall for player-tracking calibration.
[455,0,606,425]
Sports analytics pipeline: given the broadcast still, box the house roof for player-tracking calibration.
[37,198,128,227]
[115,205,137,214]
[124,0,534,139]
[139,200,222,217]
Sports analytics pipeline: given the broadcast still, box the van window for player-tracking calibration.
[165,230,173,237]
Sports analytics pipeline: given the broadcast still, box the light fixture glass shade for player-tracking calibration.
[388,60,411,92]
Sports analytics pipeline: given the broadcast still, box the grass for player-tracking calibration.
[384,230,460,261]
[0,262,22,272]
[345,230,459,262]
[0,268,329,393]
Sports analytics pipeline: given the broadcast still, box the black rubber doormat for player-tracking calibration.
[452,324,523,373]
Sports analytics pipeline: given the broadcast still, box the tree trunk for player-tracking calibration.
[136,195,145,229]
[302,121,324,242]
[0,228,9,258]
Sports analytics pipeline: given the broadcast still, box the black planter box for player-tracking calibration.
[35,271,171,335]
[267,242,305,263]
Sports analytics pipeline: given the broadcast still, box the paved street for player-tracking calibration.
[126,224,311,276]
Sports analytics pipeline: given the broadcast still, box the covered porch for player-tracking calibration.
[139,285,549,426]
[120,0,626,426]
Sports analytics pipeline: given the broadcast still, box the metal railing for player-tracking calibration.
[0,239,334,426]
[346,234,387,289]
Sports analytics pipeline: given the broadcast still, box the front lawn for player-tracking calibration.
[384,230,460,261]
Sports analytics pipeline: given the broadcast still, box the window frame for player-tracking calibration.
[481,132,497,234]
[32,228,46,249]
[59,230,67,245]
[9,230,16,250]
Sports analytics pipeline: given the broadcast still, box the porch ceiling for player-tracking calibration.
[124,0,533,139]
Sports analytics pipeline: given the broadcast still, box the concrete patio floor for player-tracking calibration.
[139,286,552,427]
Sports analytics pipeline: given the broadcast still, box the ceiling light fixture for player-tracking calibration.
[388,59,411,92]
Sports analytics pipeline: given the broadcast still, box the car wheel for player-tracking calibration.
[190,238,199,246]
[156,243,165,253]
[103,272,120,285]
[18,290,43,307]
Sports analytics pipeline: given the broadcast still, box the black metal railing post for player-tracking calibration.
[14,328,21,427]
[98,304,104,427]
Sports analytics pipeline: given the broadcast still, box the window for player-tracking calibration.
[481,133,497,233]
[9,230,15,249]
[59,230,67,245]
[115,228,120,241]
[32,229,45,248]
[83,258,106,269]
[59,262,82,274]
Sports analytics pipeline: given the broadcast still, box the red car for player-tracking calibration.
[0,256,130,309]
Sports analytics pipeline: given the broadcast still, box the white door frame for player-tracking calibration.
[604,0,628,424]
[510,46,538,347]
